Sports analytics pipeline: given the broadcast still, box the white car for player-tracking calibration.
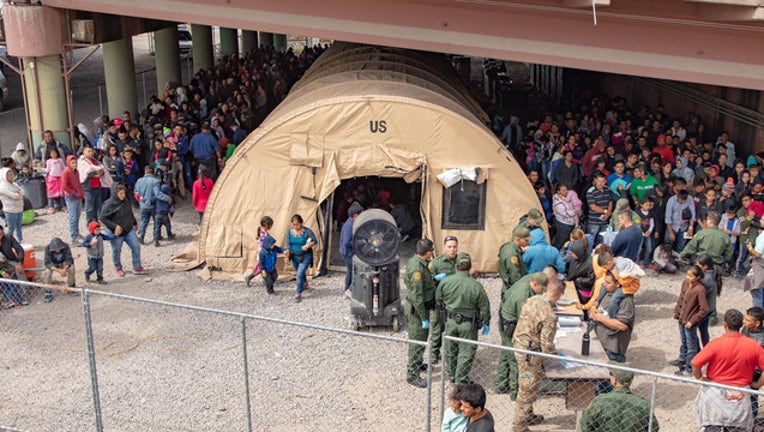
[0,69,8,112]
[178,25,192,55]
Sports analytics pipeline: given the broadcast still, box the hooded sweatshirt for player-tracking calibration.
[522,228,566,274]
[11,143,30,168]
[61,155,84,200]
[0,167,24,213]
[100,193,137,236]
[566,240,594,297]
[44,237,74,268]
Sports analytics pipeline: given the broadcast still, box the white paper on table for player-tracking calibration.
[558,316,582,327]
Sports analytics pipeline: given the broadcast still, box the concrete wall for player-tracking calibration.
[593,73,763,157]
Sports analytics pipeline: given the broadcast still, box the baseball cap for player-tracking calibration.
[608,361,634,385]
[528,208,545,224]
[513,226,532,240]
[456,253,471,271]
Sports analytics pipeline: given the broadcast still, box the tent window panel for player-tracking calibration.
[441,180,486,230]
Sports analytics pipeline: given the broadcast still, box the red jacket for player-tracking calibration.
[654,145,675,165]
[192,177,214,212]
[61,155,84,200]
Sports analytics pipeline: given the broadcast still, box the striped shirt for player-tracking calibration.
[586,186,614,225]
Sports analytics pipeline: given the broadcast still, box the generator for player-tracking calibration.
[349,209,402,331]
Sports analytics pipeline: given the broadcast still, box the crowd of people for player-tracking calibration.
[0,45,323,306]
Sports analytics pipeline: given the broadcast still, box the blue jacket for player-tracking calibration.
[339,218,354,257]
[258,233,284,272]
[155,184,172,215]
[523,228,566,274]
[134,174,170,211]
[189,132,219,159]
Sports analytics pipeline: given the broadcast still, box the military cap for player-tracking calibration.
[513,226,532,240]
[608,361,634,385]
[528,208,545,224]
[456,252,472,270]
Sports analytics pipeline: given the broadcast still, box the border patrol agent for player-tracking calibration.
[436,252,491,385]
[498,226,531,298]
[404,238,436,388]
[429,235,460,362]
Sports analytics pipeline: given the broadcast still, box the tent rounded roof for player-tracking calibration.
[198,43,541,278]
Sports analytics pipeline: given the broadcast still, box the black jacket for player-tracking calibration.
[566,240,595,295]
[100,195,137,235]
[0,232,24,264]
[44,237,73,268]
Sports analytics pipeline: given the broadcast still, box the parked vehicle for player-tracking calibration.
[178,25,192,54]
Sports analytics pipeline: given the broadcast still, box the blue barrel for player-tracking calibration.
[16,176,47,209]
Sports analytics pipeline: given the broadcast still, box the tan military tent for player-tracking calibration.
[198,43,542,279]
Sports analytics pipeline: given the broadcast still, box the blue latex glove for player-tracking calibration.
[422,320,430,329]
[434,273,447,282]
[481,324,490,336]
[556,349,566,357]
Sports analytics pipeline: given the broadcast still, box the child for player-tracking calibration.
[587,245,645,319]
[737,220,759,279]
[192,165,213,224]
[244,216,283,295]
[719,203,741,274]
[154,182,174,242]
[637,196,656,267]
[441,384,468,432]
[44,148,66,213]
[653,242,680,274]
[534,182,552,223]
[82,221,114,285]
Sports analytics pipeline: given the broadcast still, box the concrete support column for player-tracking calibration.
[273,33,287,52]
[23,55,69,147]
[155,26,181,97]
[259,32,274,48]
[102,37,137,120]
[241,30,258,55]
[191,24,214,73]
[220,28,239,56]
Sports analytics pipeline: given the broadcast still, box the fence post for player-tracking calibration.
[97,86,103,117]
[647,376,658,432]
[240,317,253,432]
[142,72,147,109]
[425,341,432,432]
[439,339,446,427]
[81,289,104,432]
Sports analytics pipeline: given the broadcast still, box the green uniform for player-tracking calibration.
[512,294,557,432]
[679,225,733,265]
[580,387,660,432]
[435,272,491,384]
[495,274,535,396]
[498,241,527,294]
[404,255,437,381]
[428,254,456,355]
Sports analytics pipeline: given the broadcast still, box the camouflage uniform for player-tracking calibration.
[512,294,557,432]
[580,387,660,432]
[436,271,491,384]
[498,241,527,296]
[428,254,456,356]
[404,254,436,381]
[495,274,535,397]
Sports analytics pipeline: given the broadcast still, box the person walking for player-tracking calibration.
[436,253,491,385]
[134,166,172,246]
[191,165,214,224]
[580,363,660,432]
[404,238,436,388]
[495,272,551,399]
[511,279,565,432]
[339,202,363,299]
[286,214,318,303]
[100,184,148,276]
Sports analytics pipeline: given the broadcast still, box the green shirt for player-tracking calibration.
[580,387,660,432]
[435,272,491,325]
[500,274,536,323]
[630,174,659,202]
[404,255,436,322]
[498,241,527,291]
[429,254,457,281]
[679,226,734,265]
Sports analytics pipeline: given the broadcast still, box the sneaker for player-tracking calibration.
[67,288,80,296]
[529,414,545,426]
[267,290,277,295]
[44,291,54,303]
[116,269,126,277]
[168,234,176,240]
[294,294,302,303]
[62,207,68,213]
[675,369,692,377]
[132,267,149,275]
[668,358,684,367]
[95,279,108,285]
[20,299,30,306]
[244,273,254,287]
[154,240,160,247]
[344,289,352,299]
[406,377,427,388]
[47,207,55,215]
[85,273,91,283]
[139,236,145,245]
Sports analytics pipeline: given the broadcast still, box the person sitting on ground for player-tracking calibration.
[42,237,76,297]
[580,362,660,432]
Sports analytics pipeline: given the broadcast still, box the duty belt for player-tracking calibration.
[446,311,474,324]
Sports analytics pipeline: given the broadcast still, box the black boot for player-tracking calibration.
[244,273,254,287]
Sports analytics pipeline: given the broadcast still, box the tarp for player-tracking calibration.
[198,43,542,279]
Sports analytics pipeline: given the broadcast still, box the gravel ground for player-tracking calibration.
[0,193,753,431]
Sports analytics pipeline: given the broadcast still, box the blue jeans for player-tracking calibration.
[65,197,82,240]
[5,212,22,243]
[640,236,655,266]
[85,257,104,281]
[342,253,353,291]
[138,207,156,240]
[84,188,102,224]
[290,253,312,295]
[198,211,204,224]
[155,214,172,239]
[181,159,193,190]
[605,350,626,362]
[699,314,711,347]
[753,288,764,309]
[738,243,750,274]
[679,322,701,371]
[668,229,689,253]
[104,227,142,271]
[587,222,607,246]
[1,280,23,304]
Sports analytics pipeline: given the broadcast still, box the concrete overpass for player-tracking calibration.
[2,0,764,147]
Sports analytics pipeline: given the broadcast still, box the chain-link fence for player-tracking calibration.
[443,335,764,432]
[0,280,438,432]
